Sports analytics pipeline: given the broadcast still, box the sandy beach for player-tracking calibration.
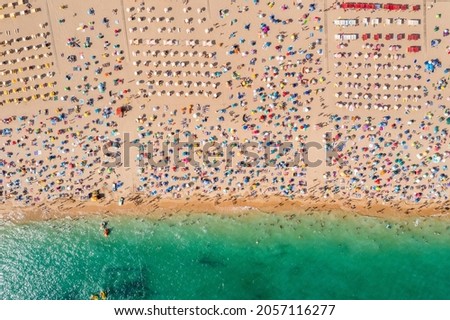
[0,0,449,222]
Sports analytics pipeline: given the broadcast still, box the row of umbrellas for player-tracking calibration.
[336,102,424,111]
[0,62,52,76]
[140,90,221,98]
[2,52,52,65]
[1,32,49,45]
[1,42,50,55]
[132,50,215,58]
[129,38,216,47]
[133,60,218,68]
[0,7,41,19]
[127,5,205,14]
[144,80,219,87]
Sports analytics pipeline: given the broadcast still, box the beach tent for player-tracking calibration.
[408,46,421,53]
[371,18,381,26]
[341,3,351,9]
[335,34,358,41]
[408,19,420,26]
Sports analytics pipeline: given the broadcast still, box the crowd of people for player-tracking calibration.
[0,0,448,214]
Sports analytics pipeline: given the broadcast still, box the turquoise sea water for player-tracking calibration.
[1,213,449,300]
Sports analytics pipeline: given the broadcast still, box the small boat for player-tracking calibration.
[118,197,124,206]
[103,228,110,237]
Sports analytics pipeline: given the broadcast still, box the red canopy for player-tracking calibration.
[408,46,421,53]
[342,2,356,9]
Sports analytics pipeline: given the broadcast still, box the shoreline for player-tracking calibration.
[2,194,449,223]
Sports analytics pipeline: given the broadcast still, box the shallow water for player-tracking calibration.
[1,213,449,299]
